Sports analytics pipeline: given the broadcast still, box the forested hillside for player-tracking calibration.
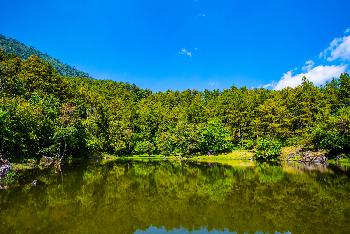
[0,49,349,162]
[0,34,89,78]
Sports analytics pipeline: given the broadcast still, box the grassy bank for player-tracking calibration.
[2,148,350,190]
[103,147,350,166]
[187,150,254,167]
[4,148,350,175]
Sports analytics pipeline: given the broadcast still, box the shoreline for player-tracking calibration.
[4,148,350,171]
[1,148,349,189]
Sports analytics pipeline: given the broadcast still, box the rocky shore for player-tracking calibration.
[0,157,11,189]
[286,148,328,164]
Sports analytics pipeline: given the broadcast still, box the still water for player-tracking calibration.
[0,160,350,234]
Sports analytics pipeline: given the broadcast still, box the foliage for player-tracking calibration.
[255,138,282,161]
[312,107,350,155]
[199,118,233,154]
[0,48,350,160]
[0,34,89,77]
[2,171,17,185]
[133,140,155,156]
[241,139,255,150]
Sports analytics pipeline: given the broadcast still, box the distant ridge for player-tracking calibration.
[0,34,89,78]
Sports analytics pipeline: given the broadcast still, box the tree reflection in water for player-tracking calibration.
[0,160,349,234]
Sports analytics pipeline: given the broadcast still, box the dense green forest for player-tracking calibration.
[0,49,349,162]
[0,34,89,78]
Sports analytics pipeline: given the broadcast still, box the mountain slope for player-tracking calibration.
[0,34,89,77]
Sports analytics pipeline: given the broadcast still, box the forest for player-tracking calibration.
[0,34,89,78]
[0,49,349,162]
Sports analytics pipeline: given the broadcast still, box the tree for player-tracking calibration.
[0,48,350,161]
[254,138,282,161]
[312,106,350,155]
[199,118,233,154]
[133,140,155,156]
[339,73,350,106]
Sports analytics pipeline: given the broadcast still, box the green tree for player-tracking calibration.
[199,118,233,154]
[255,138,282,161]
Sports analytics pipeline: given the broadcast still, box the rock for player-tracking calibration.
[0,157,12,189]
[0,164,11,178]
[31,180,37,186]
[296,149,328,165]
[40,156,54,167]
[30,179,46,187]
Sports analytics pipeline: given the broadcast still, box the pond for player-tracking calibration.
[0,160,350,234]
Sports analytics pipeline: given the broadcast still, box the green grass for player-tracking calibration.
[103,154,177,163]
[192,150,254,160]
[11,159,38,171]
[329,157,350,168]
[187,150,255,167]
[280,146,303,160]
[108,150,254,162]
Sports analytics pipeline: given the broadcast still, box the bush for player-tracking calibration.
[255,138,282,161]
[240,139,255,150]
[199,118,233,154]
[133,140,155,156]
[2,171,17,185]
[312,127,348,155]
[311,107,350,156]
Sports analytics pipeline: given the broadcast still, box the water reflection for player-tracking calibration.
[0,160,349,234]
[135,226,235,233]
[135,226,292,234]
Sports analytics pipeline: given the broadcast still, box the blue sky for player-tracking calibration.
[1,0,350,91]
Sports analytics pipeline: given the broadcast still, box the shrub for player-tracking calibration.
[241,139,255,150]
[255,138,282,161]
[2,171,17,185]
[312,127,348,155]
[199,118,233,154]
[133,140,155,156]
[311,107,350,156]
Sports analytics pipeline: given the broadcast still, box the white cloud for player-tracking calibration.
[275,29,350,90]
[321,36,350,61]
[262,83,274,89]
[345,28,350,34]
[179,48,192,57]
[274,65,347,90]
[302,60,315,72]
